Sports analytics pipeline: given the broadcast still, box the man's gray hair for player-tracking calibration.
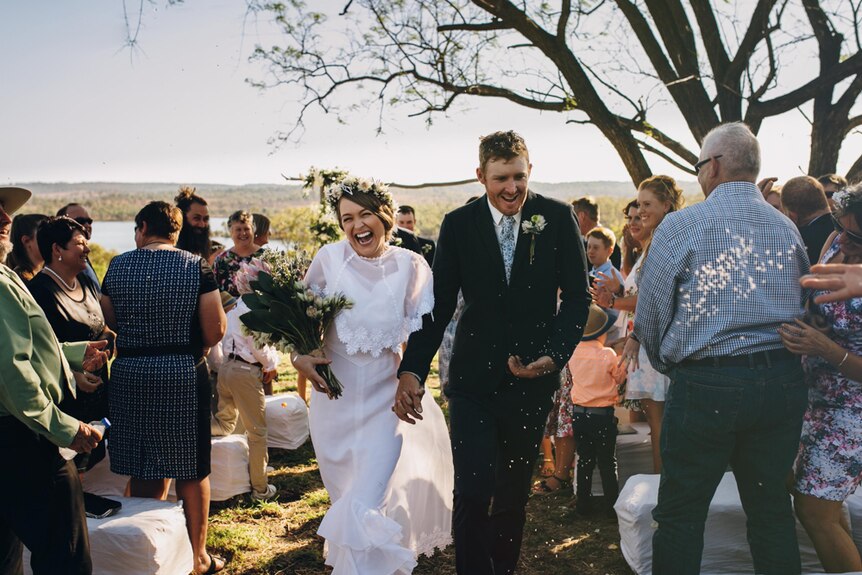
[702,122,760,179]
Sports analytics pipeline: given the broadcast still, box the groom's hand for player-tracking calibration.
[393,373,425,424]
[508,355,557,379]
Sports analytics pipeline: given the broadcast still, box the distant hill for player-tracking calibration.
[16,180,701,220]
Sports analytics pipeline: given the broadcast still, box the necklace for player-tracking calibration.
[43,266,78,292]
[141,241,171,250]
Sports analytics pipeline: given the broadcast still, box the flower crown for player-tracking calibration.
[832,188,862,216]
[324,176,394,214]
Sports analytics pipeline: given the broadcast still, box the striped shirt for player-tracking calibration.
[634,181,810,374]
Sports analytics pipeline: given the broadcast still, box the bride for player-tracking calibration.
[291,177,453,574]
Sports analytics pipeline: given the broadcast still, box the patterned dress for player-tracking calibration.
[544,366,574,438]
[795,236,862,501]
[213,246,265,297]
[103,248,217,480]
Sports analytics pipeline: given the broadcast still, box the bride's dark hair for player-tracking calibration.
[335,190,396,241]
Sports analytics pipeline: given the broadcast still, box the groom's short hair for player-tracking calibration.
[479,131,529,171]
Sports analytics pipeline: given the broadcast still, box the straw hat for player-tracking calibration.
[0,187,32,214]
[220,290,238,312]
[582,303,619,341]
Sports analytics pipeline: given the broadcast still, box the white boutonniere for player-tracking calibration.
[421,243,433,254]
[521,215,547,264]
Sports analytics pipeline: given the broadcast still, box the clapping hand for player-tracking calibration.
[801,264,862,303]
[393,373,424,424]
[594,271,622,295]
[81,340,109,372]
[508,355,557,379]
[757,177,778,199]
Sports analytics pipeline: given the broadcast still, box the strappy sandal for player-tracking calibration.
[532,475,572,496]
[202,552,226,574]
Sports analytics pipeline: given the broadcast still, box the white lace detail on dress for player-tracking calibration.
[323,245,434,358]
[412,529,453,558]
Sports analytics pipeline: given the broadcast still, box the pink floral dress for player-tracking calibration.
[795,237,862,501]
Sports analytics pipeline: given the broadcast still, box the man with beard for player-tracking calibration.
[1,187,109,575]
[175,186,213,261]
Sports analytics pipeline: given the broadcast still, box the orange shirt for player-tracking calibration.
[568,340,626,407]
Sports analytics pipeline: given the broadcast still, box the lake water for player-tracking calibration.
[90,218,287,253]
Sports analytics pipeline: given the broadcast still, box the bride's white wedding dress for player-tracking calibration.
[305,240,454,575]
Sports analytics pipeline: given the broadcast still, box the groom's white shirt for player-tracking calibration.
[487,197,522,250]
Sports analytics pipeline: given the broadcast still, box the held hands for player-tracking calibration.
[68,421,102,454]
[290,351,334,399]
[82,340,109,372]
[393,373,424,424]
[73,371,104,393]
[779,318,835,358]
[801,264,862,303]
[508,355,557,379]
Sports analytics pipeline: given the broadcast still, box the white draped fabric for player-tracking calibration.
[306,241,453,575]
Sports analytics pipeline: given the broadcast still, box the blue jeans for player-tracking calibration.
[652,358,807,575]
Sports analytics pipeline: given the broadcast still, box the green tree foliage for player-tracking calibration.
[87,243,118,281]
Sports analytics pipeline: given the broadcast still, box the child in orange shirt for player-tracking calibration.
[569,304,626,515]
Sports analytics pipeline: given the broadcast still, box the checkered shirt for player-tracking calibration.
[634,181,810,374]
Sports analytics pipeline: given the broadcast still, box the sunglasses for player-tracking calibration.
[832,215,862,245]
[74,217,93,226]
[693,155,723,175]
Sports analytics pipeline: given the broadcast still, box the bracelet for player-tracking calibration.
[609,294,616,309]
[615,285,624,297]
[837,351,850,368]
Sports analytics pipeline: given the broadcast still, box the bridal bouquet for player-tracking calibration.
[239,250,353,399]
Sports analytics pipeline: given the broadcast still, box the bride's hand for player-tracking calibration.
[618,337,640,371]
[291,352,333,398]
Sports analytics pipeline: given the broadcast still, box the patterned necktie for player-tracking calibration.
[500,215,516,283]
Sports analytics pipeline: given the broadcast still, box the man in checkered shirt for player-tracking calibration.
[634,122,810,575]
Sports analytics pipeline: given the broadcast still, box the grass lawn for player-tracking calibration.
[206,363,635,574]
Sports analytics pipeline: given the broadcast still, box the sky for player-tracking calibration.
[1,1,859,187]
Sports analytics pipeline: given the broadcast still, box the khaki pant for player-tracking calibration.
[211,359,269,493]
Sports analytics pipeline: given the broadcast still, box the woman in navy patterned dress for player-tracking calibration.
[101,201,227,575]
[780,184,862,573]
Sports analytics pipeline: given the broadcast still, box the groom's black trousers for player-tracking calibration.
[448,381,555,575]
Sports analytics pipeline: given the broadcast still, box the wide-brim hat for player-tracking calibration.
[0,187,32,214]
[220,290,238,312]
[582,303,619,341]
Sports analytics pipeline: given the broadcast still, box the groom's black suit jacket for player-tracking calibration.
[400,191,590,397]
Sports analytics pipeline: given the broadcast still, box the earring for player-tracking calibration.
[58,256,63,262]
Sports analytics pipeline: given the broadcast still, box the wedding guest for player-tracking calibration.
[818,173,847,211]
[252,213,271,247]
[619,200,642,278]
[569,304,624,516]
[0,186,107,575]
[57,203,99,293]
[782,176,833,266]
[397,205,436,266]
[291,177,453,573]
[211,259,279,501]
[8,212,48,282]
[780,184,862,572]
[572,196,621,269]
[175,186,214,262]
[213,211,264,298]
[593,175,684,473]
[532,366,575,495]
[586,226,624,342]
[101,201,226,575]
[29,217,113,468]
[765,185,783,211]
[398,131,590,575]
[636,122,809,575]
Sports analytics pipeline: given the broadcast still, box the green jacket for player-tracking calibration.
[0,265,86,447]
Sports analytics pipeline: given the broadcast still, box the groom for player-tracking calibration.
[396,131,590,574]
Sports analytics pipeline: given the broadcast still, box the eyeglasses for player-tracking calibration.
[74,217,93,226]
[693,155,723,175]
[832,215,862,245]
